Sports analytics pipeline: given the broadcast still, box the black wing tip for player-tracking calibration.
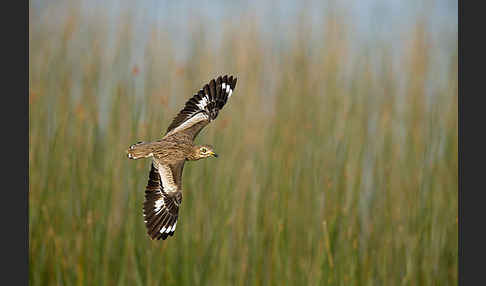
[220,74,237,81]
[147,229,173,240]
[218,74,237,90]
[144,210,178,241]
[156,230,175,240]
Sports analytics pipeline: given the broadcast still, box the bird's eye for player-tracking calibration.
[201,148,207,153]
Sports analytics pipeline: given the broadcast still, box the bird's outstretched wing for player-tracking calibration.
[164,75,237,141]
[143,161,184,240]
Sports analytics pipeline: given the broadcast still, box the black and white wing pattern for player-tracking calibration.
[164,75,237,140]
[143,161,184,240]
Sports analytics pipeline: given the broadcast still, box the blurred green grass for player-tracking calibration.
[29,9,457,286]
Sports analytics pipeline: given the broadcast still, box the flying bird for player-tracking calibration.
[126,75,237,240]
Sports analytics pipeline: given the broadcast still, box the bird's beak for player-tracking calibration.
[211,152,218,158]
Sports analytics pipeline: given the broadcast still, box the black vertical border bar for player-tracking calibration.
[2,0,29,285]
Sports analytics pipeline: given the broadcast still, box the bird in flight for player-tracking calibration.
[126,75,237,240]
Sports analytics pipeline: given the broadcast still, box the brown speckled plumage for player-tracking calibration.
[126,75,237,240]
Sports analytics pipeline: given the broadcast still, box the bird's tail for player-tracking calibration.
[126,141,154,159]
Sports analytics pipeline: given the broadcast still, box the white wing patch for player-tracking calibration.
[154,199,164,213]
[222,82,233,98]
[196,95,210,109]
[159,222,177,234]
[164,112,209,137]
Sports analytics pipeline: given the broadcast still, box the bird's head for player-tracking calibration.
[193,144,218,160]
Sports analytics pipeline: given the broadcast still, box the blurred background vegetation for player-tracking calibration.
[29,0,457,285]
